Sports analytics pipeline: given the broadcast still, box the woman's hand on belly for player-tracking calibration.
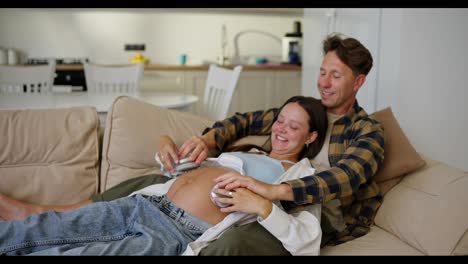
[214,188,273,219]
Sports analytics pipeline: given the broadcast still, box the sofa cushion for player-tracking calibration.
[320,225,423,255]
[100,96,214,191]
[0,107,100,205]
[375,157,468,255]
[370,107,426,194]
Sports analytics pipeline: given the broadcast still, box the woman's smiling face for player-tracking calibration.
[271,102,315,159]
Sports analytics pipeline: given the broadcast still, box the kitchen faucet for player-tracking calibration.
[218,24,229,66]
[231,30,281,65]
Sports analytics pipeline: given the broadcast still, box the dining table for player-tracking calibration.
[0,91,199,128]
[0,91,199,113]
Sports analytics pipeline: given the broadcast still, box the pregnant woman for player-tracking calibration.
[0,96,327,255]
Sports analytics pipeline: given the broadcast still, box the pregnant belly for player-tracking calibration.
[166,166,234,225]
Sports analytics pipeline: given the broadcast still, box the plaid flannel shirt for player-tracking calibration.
[203,101,385,246]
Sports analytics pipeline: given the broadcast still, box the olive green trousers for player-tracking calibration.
[89,173,290,255]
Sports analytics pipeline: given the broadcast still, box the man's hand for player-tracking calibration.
[214,172,275,200]
[178,130,217,164]
[214,171,295,201]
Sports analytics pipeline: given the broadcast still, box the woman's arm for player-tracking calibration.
[213,186,321,255]
[156,135,179,172]
[207,159,322,255]
[259,203,322,255]
[214,187,273,218]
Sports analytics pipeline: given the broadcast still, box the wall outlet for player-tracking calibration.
[124,44,146,51]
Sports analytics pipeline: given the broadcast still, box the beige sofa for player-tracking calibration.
[0,96,467,255]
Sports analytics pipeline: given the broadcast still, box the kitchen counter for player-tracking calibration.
[56,64,301,71]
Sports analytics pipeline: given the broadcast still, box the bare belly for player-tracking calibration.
[166,166,234,225]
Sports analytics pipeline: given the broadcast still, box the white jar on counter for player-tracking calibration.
[7,48,19,65]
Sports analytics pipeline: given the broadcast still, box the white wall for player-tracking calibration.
[0,8,302,65]
[376,9,402,110]
[395,9,468,171]
[301,9,329,98]
[304,8,468,171]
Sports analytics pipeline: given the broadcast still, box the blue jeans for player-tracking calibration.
[0,194,212,255]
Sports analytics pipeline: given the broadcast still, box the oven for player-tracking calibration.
[26,57,89,92]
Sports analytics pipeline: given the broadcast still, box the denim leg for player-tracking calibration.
[0,194,212,255]
[0,195,142,255]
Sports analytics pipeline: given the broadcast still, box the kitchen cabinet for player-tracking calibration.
[141,70,185,93]
[272,71,302,108]
[141,67,301,118]
[183,70,209,115]
[230,71,276,114]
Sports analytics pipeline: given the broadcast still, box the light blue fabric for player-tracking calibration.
[228,152,293,184]
[0,194,212,255]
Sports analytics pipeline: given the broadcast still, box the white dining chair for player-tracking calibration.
[202,64,242,120]
[84,63,144,94]
[0,62,56,94]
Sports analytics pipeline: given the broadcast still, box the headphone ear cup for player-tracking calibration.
[174,161,199,172]
[210,183,231,208]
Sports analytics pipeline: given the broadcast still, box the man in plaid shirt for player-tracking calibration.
[179,33,384,254]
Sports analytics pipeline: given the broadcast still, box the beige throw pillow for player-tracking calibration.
[370,107,426,194]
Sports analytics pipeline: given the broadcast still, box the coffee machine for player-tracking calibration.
[282,21,303,65]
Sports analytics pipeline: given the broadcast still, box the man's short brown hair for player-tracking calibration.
[323,33,373,76]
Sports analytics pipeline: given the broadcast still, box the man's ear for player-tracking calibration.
[306,131,318,145]
[353,74,366,93]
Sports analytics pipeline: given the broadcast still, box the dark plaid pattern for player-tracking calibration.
[204,101,385,245]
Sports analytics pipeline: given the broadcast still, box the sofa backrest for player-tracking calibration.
[0,107,100,205]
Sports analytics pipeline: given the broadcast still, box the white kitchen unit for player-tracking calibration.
[230,71,302,115]
[141,70,186,93]
[272,71,302,109]
[140,67,301,117]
